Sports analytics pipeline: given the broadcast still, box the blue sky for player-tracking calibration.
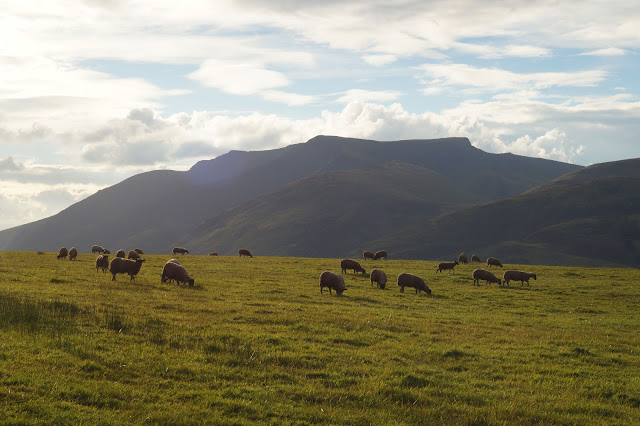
[1,0,639,230]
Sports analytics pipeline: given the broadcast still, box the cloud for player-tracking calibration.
[579,47,628,56]
[0,157,24,172]
[362,54,398,67]
[189,60,290,95]
[336,89,402,104]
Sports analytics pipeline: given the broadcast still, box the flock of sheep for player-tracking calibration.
[320,251,537,296]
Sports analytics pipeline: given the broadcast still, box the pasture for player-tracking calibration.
[0,251,639,424]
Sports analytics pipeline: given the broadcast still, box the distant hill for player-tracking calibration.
[0,135,581,256]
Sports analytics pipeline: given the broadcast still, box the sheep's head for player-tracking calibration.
[532,274,537,280]
[188,279,195,286]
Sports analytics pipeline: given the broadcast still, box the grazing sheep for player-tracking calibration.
[458,252,468,264]
[437,260,459,274]
[503,270,537,286]
[109,257,145,282]
[363,251,374,260]
[397,273,431,295]
[238,249,253,258]
[68,247,78,261]
[161,261,194,286]
[373,250,388,260]
[472,269,502,286]
[172,247,189,255]
[57,247,68,260]
[103,249,111,254]
[370,269,387,289]
[340,259,366,274]
[134,248,144,255]
[319,271,346,295]
[167,258,181,265]
[91,245,105,254]
[487,257,503,268]
[209,252,218,256]
[127,250,140,260]
[471,254,481,263]
[115,249,126,258]
[95,255,109,273]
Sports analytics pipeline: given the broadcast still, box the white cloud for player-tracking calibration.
[578,47,628,56]
[336,89,402,104]
[189,60,290,96]
[362,54,398,67]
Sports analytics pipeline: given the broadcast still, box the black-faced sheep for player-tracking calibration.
[134,248,144,255]
[95,255,109,273]
[91,245,105,254]
[209,252,218,256]
[57,247,68,260]
[109,257,145,282]
[471,254,481,263]
[370,269,387,289]
[340,259,366,274]
[319,271,346,295]
[458,252,468,264]
[503,270,537,286]
[127,250,140,260]
[472,268,502,286]
[437,260,459,274]
[373,250,388,260]
[161,261,194,286]
[68,247,78,261]
[238,248,252,257]
[172,247,189,255]
[487,257,503,268]
[363,251,374,260]
[397,273,431,295]
[115,249,126,258]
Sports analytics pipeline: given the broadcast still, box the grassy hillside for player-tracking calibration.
[1,251,639,424]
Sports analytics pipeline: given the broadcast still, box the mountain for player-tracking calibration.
[0,135,581,255]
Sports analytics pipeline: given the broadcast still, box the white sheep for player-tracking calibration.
[397,273,431,295]
[161,261,194,286]
[319,271,346,295]
[109,257,145,282]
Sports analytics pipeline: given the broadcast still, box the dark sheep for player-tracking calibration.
[68,247,78,261]
[319,271,346,295]
[363,251,374,260]
[373,250,388,260]
[127,250,141,260]
[471,254,481,263]
[397,273,431,295]
[238,249,253,257]
[503,270,537,286]
[370,269,387,289]
[161,261,194,286]
[91,245,105,254]
[209,252,218,256]
[134,248,144,255]
[103,249,111,254]
[437,260,459,274]
[57,247,68,260]
[458,252,468,264]
[340,259,366,274]
[115,249,126,258]
[172,247,189,255]
[109,257,145,282]
[487,257,503,268]
[95,255,109,273]
[472,269,502,286]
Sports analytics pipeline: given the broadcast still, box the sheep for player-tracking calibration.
[95,255,109,273]
[103,249,111,254]
[340,259,366,274]
[127,250,140,260]
[472,268,502,286]
[363,251,374,260]
[458,252,468,264]
[471,254,481,263]
[172,247,189,255]
[319,271,346,295]
[397,273,431,295]
[437,260,459,274]
[115,249,126,258]
[370,269,387,289]
[161,261,194,286]
[238,249,253,258]
[134,248,144,255]
[209,252,218,256]
[373,250,388,260]
[503,270,537,286]
[68,247,78,261]
[167,258,181,265]
[109,257,145,282]
[57,247,68,260]
[487,257,503,268]
[91,245,105,254]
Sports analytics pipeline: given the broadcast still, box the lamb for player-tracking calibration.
[340,259,366,274]
[238,249,253,258]
[68,247,78,261]
[458,252,468,264]
[209,252,218,256]
[95,255,109,273]
[57,247,68,260]
[172,247,189,255]
[373,250,388,260]
[161,261,194,286]
[370,269,387,289]
[487,257,503,268]
[134,248,144,255]
[472,268,502,286]
[503,270,537,286]
[127,250,140,260]
[437,260,459,274]
[363,251,374,260]
[115,249,126,258]
[109,257,145,282]
[319,271,346,295]
[397,273,431,295]
[471,254,481,263]
[91,245,105,254]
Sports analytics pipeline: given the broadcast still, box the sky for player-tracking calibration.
[1,0,639,231]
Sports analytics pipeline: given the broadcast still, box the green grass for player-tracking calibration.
[0,251,639,424]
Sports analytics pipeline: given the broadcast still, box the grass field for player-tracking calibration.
[0,251,639,424]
